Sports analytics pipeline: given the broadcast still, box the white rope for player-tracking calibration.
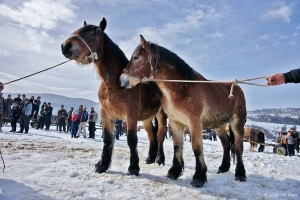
[74,34,98,62]
[141,76,269,99]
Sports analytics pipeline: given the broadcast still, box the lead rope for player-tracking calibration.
[141,76,268,99]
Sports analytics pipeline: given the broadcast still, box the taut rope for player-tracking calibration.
[141,76,268,99]
[3,60,71,85]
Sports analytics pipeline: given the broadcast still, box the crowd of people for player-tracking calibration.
[0,93,100,139]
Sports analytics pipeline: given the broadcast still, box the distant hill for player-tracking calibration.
[2,93,100,115]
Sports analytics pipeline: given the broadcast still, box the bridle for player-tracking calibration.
[71,33,98,62]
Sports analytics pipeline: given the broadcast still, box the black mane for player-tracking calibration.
[104,33,129,68]
[148,43,197,80]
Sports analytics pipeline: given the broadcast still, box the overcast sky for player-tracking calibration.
[0,0,299,110]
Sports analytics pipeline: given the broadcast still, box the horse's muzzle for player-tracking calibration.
[61,42,74,58]
[119,74,132,89]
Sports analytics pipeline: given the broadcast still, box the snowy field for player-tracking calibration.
[0,123,300,200]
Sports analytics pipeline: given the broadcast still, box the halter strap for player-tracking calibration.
[73,34,98,62]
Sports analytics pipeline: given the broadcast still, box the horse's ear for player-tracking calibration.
[84,21,87,27]
[100,18,107,31]
[140,35,150,52]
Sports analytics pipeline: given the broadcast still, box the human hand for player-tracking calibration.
[266,73,285,86]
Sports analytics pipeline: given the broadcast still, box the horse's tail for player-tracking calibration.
[229,125,236,164]
[153,116,159,134]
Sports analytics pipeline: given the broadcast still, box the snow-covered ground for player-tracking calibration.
[0,123,300,200]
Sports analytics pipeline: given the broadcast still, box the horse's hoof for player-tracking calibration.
[190,179,205,188]
[217,168,229,174]
[127,170,139,176]
[235,176,246,182]
[95,164,108,173]
[156,156,165,166]
[166,173,179,180]
[146,156,155,164]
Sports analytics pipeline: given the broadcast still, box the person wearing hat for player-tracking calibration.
[31,96,41,119]
[290,127,299,154]
[17,98,32,134]
[57,105,68,132]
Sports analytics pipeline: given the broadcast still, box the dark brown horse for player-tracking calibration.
[119,35,247,187]
[61,19,167,176]
[243,127,265,152]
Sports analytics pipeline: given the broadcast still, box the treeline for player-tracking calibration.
[249,108,300,115]
[248,115,300,126]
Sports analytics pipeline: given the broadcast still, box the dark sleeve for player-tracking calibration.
[283,68,300,83]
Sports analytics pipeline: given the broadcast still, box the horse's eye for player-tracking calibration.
[91,32,96,37]
[133,56,139,60]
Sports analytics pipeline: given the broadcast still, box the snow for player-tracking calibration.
[0,123,300,200]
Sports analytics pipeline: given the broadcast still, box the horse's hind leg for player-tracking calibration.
[166,120,184,180]
[215,125,231,174]
[142,118,158,164]
[229,115,246,182]
[155,107,167,165]
[95,111,115,173]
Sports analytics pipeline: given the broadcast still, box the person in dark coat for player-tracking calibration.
[45,102,53,131]
[9,102,21,132]
[17,98,32,134]
[13,94,21,105]
[290,127,299,154]
[114,119,122,140]
[36,103,47,130]
[267,68,300,85]
[4,94,13,118]
[67,107,74,133]
[31,96,41,119]
[88,107,98,139]
[57,105,68,132]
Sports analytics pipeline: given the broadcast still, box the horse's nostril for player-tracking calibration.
[62,41,72,55]
[66,41,72,49]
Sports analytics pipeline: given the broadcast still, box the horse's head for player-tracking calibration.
[119,35,156,89]
[61,18,107,65]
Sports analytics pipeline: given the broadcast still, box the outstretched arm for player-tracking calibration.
[266,68,300,86]
[266,73,285,86]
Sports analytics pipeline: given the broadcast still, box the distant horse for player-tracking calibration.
[243,127,265,152]
[61,19,167,176]
[119,35,247,187]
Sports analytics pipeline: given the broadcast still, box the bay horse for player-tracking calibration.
[61,19,167,176]
[119,35,247,187]
[243,127,265,152]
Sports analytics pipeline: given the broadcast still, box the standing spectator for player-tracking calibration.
[45,102,53,131]
[29,96,34,104]
[71,108,79,138]
[31,96,41,119]
[20,94,26,107]
[290,127,299,154]
[76,106,88,138]
[0,92,4,132]
[286,131,295,156]
[36,103,47,130]
[67,107,74,133]
[122,121,127,136]
[9,102,21,132]
[57,105,68,132]
[13,94,21,105]
[17,98,32,134]
[114,119,122,140]
[4,94,13,118]
[88,107,98,139]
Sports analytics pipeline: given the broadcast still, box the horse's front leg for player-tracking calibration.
[142,118,158,164]
[155,107,167,165]
[166,120,184,180]
[189,122,207,187]
[127,118,140,176]
[95,111,115,173]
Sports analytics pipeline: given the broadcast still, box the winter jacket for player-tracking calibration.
[13,97,21,105]
[67,110,73,121]
[80,111,88,122]
[33,99,41,107]
[88,111,98,122]
[284,68,300,83]
[10,106,21,119]
[39,107,46,118]
[57,109,68,119]
[45,106,53,117]
[21,103,32,116]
